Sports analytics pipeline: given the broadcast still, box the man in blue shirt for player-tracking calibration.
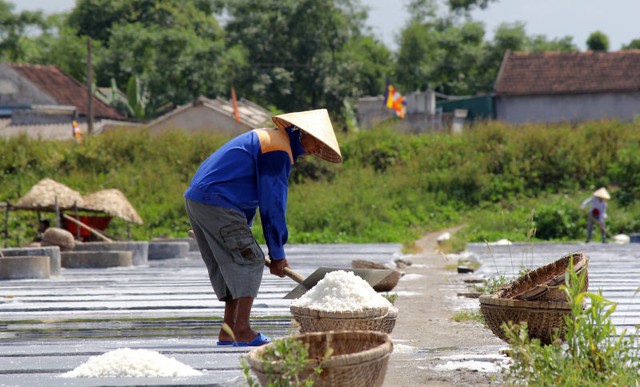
[185,109,342,346]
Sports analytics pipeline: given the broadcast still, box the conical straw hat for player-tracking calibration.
[272,109,342,163]
[593,187,610,200]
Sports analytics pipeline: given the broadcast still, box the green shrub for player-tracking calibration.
[503,263,640,385]
[2,121,640,246]
[533,199,583,240]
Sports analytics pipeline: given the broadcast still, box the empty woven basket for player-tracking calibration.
[496,252,588,301]
[479,295,572,344]
[480,252,589,344]
[248,330,393,387]
[290,306,398,334]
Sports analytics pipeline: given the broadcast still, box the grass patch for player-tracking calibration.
[452,310,484,324]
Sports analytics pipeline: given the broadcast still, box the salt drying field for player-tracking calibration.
[1,241,639,386]
[0,243,402,387]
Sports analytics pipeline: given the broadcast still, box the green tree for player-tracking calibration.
[22,14,98,84]
[67,0,238,118]
[221,0,390,118]
[586,31,609,51]
[0,1,48,62]
[396,8,488,95]
[447,0,497,13]
[621,38,640,50]
[396,14,578,96]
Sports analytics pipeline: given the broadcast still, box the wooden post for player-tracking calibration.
[3,202,9,248]
[87,38,94,135]
[74,204,81,241]
[55,197,61,228]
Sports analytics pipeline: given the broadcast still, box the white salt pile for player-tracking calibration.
[291,270,393,312]
[60,348,203,378]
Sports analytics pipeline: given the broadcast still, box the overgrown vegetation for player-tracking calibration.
[2,120,640,247]
[502,264,640,385]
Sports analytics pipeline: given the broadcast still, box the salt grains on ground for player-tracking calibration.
[61,348,203,378]
[291,270,393,312]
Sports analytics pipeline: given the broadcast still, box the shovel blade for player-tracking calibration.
[283,267,394,299]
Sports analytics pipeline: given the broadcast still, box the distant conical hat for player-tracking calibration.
[593,187,610,200]
[272,109,342,163]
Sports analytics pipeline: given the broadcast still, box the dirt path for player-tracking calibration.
[383,227,506,386]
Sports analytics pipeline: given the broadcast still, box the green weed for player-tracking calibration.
[242,335,332,387]
[502,262,640,385]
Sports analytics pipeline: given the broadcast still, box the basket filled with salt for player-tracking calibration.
[290,270,398,334]
[248,330,392,387]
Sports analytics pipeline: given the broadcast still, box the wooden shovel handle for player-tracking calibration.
[588,213,613,237]
[264,257,305,284]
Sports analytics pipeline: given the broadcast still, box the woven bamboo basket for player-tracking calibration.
[248,330,393,387]
[291,305,398,334]
[351,260,403,292]
[497,252,588,301]
[479,295,573,344]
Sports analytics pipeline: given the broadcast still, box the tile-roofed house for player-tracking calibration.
[494,50,640,124]
[0,63,142,140]
[0,63,124,121]
[146,96,270,136]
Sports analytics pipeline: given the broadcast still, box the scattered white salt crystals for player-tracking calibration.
[486,239,512,246]
[392,344,417,354]
[60,348,203,378]
[399,273,423,281]
[429,354,510,373]
[436,232,451,242]
[291,270,393,312]
[433,360,502,373]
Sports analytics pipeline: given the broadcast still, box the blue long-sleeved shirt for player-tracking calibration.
[184,126,305,260]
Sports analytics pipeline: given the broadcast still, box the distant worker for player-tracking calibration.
[581,187,610,243]
[34,219,50,242]
[72,120,83,144]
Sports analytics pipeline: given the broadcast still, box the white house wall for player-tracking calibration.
[496,92,640,124]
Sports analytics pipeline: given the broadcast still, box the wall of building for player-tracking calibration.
[496,92,640,124]
[356,90,452,133]
[149,105,251,135]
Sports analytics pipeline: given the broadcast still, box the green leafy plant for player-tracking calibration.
[502,262,640,385]
[242,335,333,387]
[474,275,510,295]
[382,293,398,305]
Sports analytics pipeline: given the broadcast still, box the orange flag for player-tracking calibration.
[231,85,240,123]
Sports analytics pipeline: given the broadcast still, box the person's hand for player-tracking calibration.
[269,258,289,278]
